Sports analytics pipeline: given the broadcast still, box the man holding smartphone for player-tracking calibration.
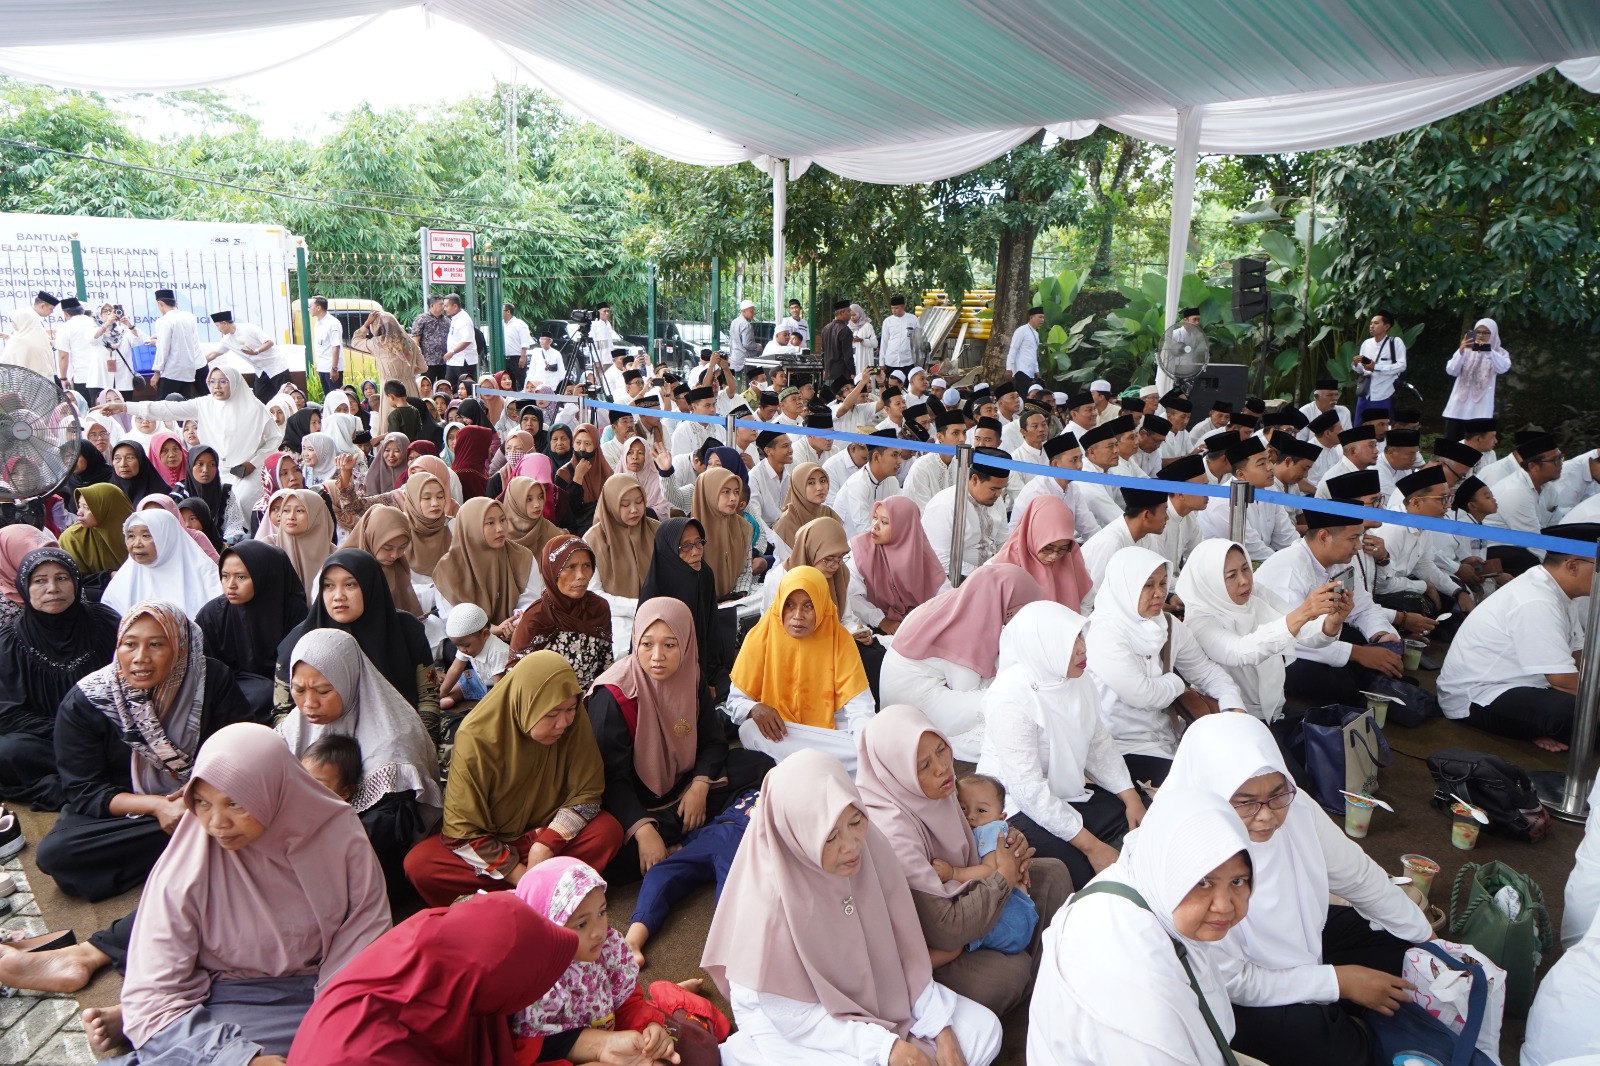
[1352,310,1405,422]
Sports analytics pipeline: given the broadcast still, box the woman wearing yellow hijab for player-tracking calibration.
[727,565,872,774]
[59,483,134,575]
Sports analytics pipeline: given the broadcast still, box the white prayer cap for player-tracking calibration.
[1140,385,1160,398]
[1090,378,1112,393]
[738,299,755,311]
[944,388,962,405]
[890,369,907,383]
[1053,392,1069,405]
[932,378,947,390]
[446,602,490,640]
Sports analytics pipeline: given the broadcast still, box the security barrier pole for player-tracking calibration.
[1228,480,1252,544]
[296,241,316,400]
[724,412,737,445]
[710,257,721,348]
[948,444,973,587]
[647,264,658,362]
[1534,535,1600,822]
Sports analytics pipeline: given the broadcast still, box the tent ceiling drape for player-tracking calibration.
[4,0,1597,324]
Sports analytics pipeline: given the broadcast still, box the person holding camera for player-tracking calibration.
[1442,318,1512,439]
[1351,310,1405,423]
[92,304,141,397]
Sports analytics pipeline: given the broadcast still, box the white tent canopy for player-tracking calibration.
[7,1,1598,345]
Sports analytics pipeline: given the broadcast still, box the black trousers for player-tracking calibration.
[35,809,171,901]
[602,749,774,886]
[88,911,137,972]
[1469,686,1575,742]
[0,732,63,811]
[1011,784,1139,889]
[1124,753,1172,788]
[72,384,101,407]
[1230,904,1411,1066]
[858,636,888,708]
[1284,629,1384,708]
[251,369,290,403]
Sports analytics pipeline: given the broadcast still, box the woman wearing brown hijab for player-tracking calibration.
[268,489,336,605]
[432,498,535,626]
[349,311,427,430]
[690,466,753,600]
[507,536,612,691]
[772,461,839,560]
[502,476,566,554]
[583,474,659,658]
[345,504,424,617]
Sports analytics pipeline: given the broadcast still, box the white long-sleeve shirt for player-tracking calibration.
[1373,519,1459,598]
[1297,402,1352,436]
[1442,345,1512,421]
[1485,465,1558,543]
[1196,480,1296,563]
[1552,451,1600,519]
[1255,540,1395,667]
[1088,618,1244,758]
[1006,322,1040,376]
[834,467,898,539]
[1183,608,1334,723]
[878,312,921,369]
[153,308,204,379]
[922,485,1005,579]
[1144,503,1203,581]
[725,978,955,1066]
[749,458,790,528]
[1009,473,1103,543]
[901,451,957,510]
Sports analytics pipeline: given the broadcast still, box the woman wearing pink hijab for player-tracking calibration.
[86,723,389,1060]
[847,496,948,635]
[878,563,1044,761]
[855,705,1072,1021]
[988,495,1090,611]
[0,525,56,628]
[701,748,1002,1066]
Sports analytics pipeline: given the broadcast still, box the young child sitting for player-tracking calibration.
[300,733,360,803]
[947,773,1038,954]
[439,603,509,710]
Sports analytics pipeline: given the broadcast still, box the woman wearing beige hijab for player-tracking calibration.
[690,466,753,600]
[345,504,424,616]
[1,308,56,377]
[701,748,1002,1066]
[431,497,537,627]
[267,489,336,605]
[584,473,658,657]
[348,311,427,432]
[502,474,566,553]
[771,461,838,564]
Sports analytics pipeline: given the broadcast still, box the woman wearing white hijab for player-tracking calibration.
[1442,317,1512,435]
[1174,540,1345,725]
[96,366,281,513]
[102,510,223,618]
[1027,786,1256,1066]
[1085,546,1243,787]
[976,602,1147,890]
[1,308,56,377]
[1164,714,1429,1066]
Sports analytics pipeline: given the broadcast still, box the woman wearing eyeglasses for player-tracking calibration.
[1442,318,1512,440]
[1165,713,1431,1066]
[986,495,1090,611]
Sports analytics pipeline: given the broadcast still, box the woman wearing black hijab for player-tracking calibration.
[0,548,120,809]
[282,408,320,454]
[176,497,224,555]
[175,446,242,543]
[456,397,492,430]
[639,516,733,698]
[107,441,169,504]
[195,542,307,718]
[273,548,441,740]
[62,441,112,505]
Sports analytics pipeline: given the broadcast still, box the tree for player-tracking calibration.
[1320,71,1600,333]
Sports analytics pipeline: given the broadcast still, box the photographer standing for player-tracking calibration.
[1351,309,1405,422]
[92,303,139,396]
[1442,318,1512,439]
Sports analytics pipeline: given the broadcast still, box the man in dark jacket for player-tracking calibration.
[820,299,855,383]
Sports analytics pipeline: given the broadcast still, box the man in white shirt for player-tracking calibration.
[670,385,720,459]
[151,287,205,398]
[1088,379,1116,425]
[588,302,622,363]
[1486,434,1564,562]
[1008,407,1051,484]
[211,310,289,402]
[1270,433,1321,497]
[1373,465,1471,618]
[1304,411,1346,493]
[1143,456,1210,579]
[601,349,631,400]
[1552,449,1600,519]
[53,297,104,403]
[749,431,793,528]
[902,411,967,509]
[834,431,903,538]
[781,298,810,346]
[923,449,1009,579]
[1005,304,1043,386]
[1437,523,1596,748]
[1196,436,1296,564]
[772,386,806,427]
[1353,310,1406,421]
[1255,512,1402,707]
[1075,418,1132,532]
[878,295,921,371]
[1298,377,1353,438]
[1157,397,1194,464]
[727,300,759,376]
[1080,484,1171,611]
[761,326,802,361]
[792,411,836,468]
[1187,401,1233,450]
[822,441,867,508]
[439,294,475,381]
[1131,415,1171,476]
[1010,433,1102,543]
[1314,424,1379,499]
[501,303,532,390]
[530,329,565,391]
[1373,428,1422,497]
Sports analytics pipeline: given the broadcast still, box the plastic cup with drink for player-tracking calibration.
[1400,853,1439,898]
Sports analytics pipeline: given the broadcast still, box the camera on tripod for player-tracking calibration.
[569,309,596,325]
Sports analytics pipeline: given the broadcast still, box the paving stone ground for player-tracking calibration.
[0,855,96,1066]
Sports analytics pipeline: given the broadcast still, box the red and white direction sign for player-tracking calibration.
[429,260,467,283]
[427,229,473,255]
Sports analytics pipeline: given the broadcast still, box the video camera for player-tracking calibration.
[569,309,596,325]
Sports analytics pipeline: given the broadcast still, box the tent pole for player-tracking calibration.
[772,159,787,325]
[1161,106,1202,396]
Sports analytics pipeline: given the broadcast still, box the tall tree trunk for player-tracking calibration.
[984,219,1038,381]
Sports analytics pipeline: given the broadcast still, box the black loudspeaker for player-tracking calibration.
[1185,363,1249,416]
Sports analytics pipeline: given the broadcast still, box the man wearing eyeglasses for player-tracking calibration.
[1371,466,1472,637]
[1485,433,1564,575]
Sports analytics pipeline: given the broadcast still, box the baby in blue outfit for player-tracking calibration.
[951,774,1038,954]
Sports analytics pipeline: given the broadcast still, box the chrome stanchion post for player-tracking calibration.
[724,412,737,445]
[1228,480,1252,544]
[948,444,973,587]
[1533,535,1600,822]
